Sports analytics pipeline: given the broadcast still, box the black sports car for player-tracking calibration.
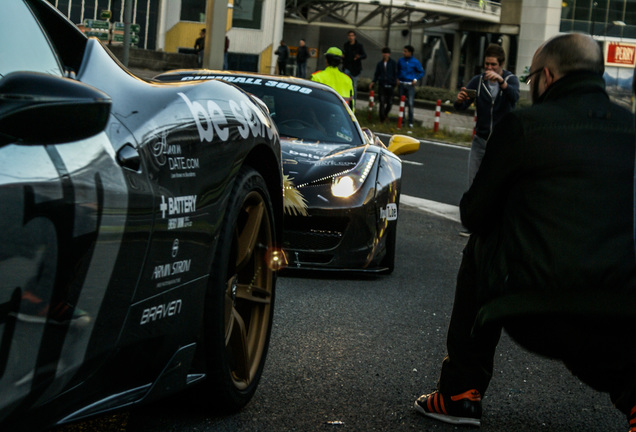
[155,70,419,274]
[0,1,283,431]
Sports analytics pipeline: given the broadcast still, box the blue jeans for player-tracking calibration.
[468,135,487,187]
[296,62,306,78]
[399,83,415,125]
[344,69,359,101]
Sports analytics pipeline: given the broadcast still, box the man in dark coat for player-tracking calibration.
[194,28,206,68]
[342,30,366,102]
[414,33,636,430]
[296,39,310,78]
[369,47,398,123]
[275,40,289,75]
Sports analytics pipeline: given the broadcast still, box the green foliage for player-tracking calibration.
[415,86,458,104]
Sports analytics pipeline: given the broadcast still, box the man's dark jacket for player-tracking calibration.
[454,70,519,140]
[461,72,636,316]
[342,41,366,76]
[371,57,398,87]
[297,45,309,64]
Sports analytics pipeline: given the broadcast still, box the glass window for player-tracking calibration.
[232,0,264,29]
[181,0,206,22]
[0,1,63,78]
[233,79,363,145]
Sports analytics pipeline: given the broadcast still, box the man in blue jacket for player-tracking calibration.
[397,45,425,128]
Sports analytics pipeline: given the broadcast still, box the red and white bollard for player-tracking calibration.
[434,99,441,132]
[368,89,374,121]
[397,95,405,129]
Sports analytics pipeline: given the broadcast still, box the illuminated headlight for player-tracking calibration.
[331,153,376,198]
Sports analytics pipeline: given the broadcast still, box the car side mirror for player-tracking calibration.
[387,134,420,156]
[0,72,111,146]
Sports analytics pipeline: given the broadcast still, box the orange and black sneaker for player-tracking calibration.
[629,405,636,432]
[414,389,482,427]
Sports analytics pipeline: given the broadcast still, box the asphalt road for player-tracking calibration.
[53,140,629,432]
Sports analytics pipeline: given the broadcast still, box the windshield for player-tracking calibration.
[231,80,363,146]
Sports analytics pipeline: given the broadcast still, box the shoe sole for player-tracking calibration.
[414,400,481,427]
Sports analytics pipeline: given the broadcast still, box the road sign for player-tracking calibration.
[114,22,141,34]
[84,30,109,41]
[113,33,140,44]
[100,10,111,20]
[83,19,109,29]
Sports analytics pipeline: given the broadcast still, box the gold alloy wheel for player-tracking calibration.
[224,190,274,390]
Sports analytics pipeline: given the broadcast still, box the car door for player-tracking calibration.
[0,1,152,419]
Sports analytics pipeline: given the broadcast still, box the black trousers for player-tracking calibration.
[377,85,394,122]
[438,235,636,415]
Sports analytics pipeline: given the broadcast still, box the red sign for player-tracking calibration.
[605,42,636,67]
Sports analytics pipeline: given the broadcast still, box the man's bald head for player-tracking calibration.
[534,33,604,79]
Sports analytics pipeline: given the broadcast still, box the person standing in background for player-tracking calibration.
[397,45,425,129]
[342,30,366,102]
[296,39,310,79]
[453,43,519,237]
[275,40,289,75]
[369,47,398,123]
[194,28,206,68]
[454,44,519,188]
[223,36,229,70]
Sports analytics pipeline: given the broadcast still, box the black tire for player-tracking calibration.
[198,166,276,413]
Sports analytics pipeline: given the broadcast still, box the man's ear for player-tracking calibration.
[543,67,556,88]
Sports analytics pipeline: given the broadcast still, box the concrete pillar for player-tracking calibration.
[500,34,510,70]
[449,30,462,91]
[516,0,561,88]
[155,0,167,51]
[464,33,480,85]
[204,0,229,69]
[270,0,286,75]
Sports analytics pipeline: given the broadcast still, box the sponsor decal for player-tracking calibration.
[140,299,183,325]
[315,161,357,167]
[380,203,398,221]
[150,131,199,178]
[178,92,274,143]
[287,149,357,162]
[172,238,179,258]
[167,217,192,230]
[152,259,192,280]
[160,195,197,218]
[178,75,313,95]
[160,195,196,230]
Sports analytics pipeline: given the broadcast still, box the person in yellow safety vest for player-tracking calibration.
[311,47,355,112]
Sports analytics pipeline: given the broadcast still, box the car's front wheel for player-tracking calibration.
[199,166,276,413]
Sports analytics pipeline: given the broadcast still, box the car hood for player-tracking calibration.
[281,139,366,186]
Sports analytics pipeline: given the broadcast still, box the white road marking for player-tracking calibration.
[401,194,461,223]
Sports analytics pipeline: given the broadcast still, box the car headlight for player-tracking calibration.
[331,153,376,198]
